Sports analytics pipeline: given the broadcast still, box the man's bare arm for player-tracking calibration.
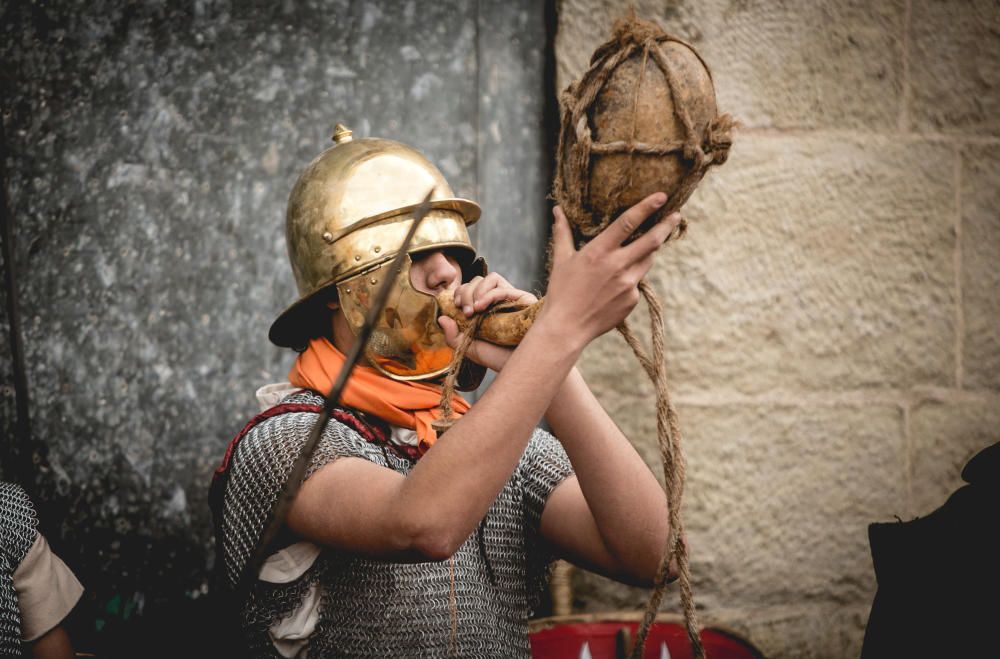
[540,367,673,585]
[288,193,675,563]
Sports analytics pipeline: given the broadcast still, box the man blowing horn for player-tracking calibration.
[210,125,682,657]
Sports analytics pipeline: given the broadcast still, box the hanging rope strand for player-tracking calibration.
[551,14,736,657]
[619,281,704,659]
[441,13,734,657]
[645,281,703,658]
[437,315,484,428]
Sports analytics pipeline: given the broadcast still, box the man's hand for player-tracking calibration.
[540,192,682,348]
[453,272,537,318]
[438,273,537,372]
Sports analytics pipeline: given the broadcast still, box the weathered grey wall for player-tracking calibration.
[0,0,551,652]
[556,1,1000,657]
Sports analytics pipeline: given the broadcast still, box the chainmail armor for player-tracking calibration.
[0,482,38,656]
[217,390,573,657]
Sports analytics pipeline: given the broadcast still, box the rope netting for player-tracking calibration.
[552,15,734,659]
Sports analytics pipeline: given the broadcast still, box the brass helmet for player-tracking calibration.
[269,124,485,383]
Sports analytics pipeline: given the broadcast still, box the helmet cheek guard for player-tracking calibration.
[335,253,489,390]
[337,255,452,381]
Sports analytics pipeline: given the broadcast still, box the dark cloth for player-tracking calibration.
[861,442,1000,658]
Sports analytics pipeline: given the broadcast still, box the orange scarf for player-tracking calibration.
[288,337,470,455]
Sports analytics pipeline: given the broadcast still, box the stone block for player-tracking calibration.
[961,144,1000,389]
[711,603,871,659]
[910,0,1000,135]
[579,134,957,396]
[567,402,903,616]
[910,398,1000,515]
[556,0,905,129]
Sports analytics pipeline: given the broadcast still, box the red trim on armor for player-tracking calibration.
[213,402,393,478]
[208,400,393,538]
[214,402,323,477]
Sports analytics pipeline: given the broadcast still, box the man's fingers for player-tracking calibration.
[474,287,536,312]
[476,288,505,311]
[454,276,484,315]
[621,211,682,261]
[438,315,460,347]
[625,253,656,283]
[438,317,513,371]
[550,206,575,265]
[592,192,668,252]
[472,273,509,310]
[462,338,512,372]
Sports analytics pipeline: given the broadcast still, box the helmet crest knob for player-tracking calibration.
[331,123,353,144]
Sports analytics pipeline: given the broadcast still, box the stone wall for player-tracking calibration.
[555,1,1000,657]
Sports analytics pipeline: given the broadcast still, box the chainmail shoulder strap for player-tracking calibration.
[519,428,575,535]
[212,390,397,589]
[0,482,39,656]
[518,428,575,613]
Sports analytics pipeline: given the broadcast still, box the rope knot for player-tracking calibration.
[703,113,737,165]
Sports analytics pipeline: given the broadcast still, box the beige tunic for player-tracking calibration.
[13,533,83,642]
